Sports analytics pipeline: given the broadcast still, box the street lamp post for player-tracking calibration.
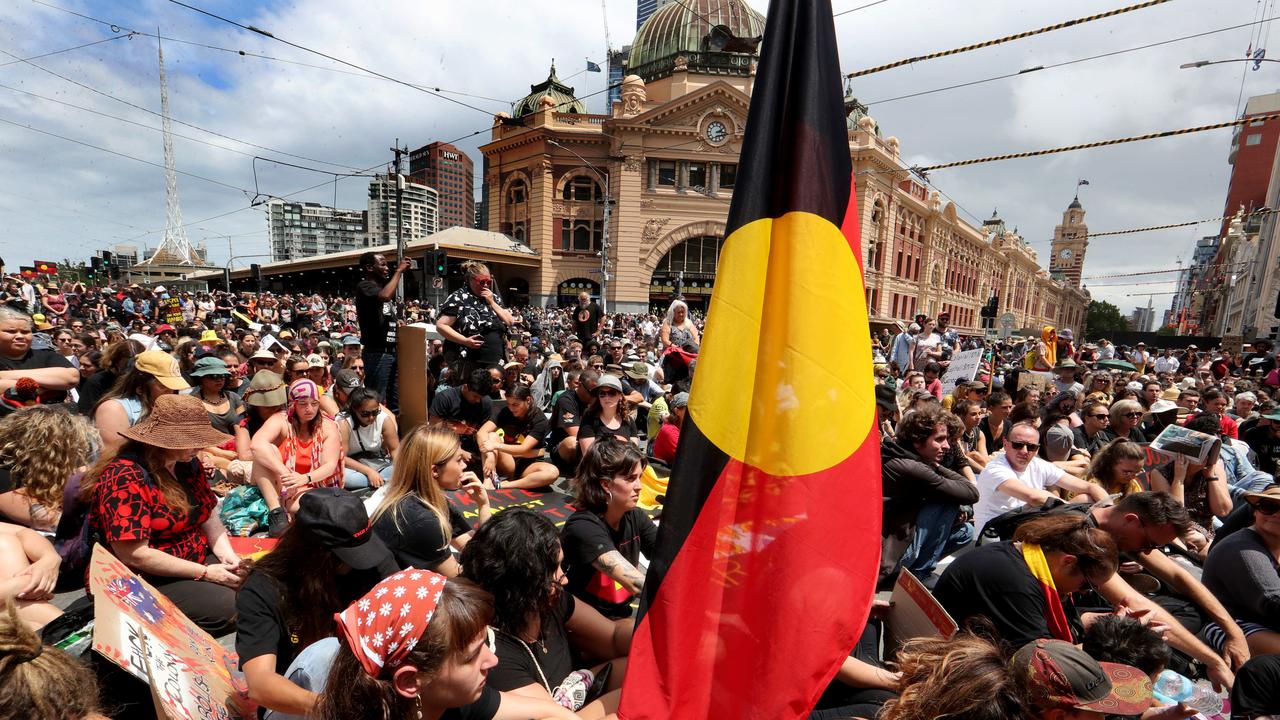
[547,139,612,313]
[1180,57,1280,69]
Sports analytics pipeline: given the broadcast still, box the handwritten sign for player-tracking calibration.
[89,544,251,720]
[940,348,984,397]
[161,297,183,325]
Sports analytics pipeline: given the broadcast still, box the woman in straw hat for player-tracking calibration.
[252,378,343,537]
[83,393,244,635]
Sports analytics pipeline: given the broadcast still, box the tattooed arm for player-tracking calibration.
[592,550,646,595]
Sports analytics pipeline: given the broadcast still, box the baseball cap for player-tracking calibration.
[333,369,362,392]
[1013,639,1151,716]
[295,488,395,573]
[1126,381,1144,392]
[593,374,624,394]
[306,353,326,368]
[154,324,176,335]
[133,349,190,390]
[341,334,361,346]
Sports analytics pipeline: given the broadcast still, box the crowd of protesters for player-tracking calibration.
[0,258,1277,719]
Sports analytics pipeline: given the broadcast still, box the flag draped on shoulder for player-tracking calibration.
[618,0,882,718]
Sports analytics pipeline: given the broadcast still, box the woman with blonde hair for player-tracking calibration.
[371,425,490,576]
[0,406,95,532]
[435,260,514,368]
[1086,439,1149,496]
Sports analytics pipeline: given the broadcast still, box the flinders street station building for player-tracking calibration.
[482,0,1089,334]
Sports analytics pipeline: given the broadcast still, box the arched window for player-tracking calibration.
[506,180,527,205]
[562,175,602,202]
[654,236,725,276]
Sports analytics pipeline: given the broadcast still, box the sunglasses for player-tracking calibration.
[596,389,621,398]
[592,363,605,369]
[1009,441,1040,452]
[356,409,380,419]
[1088,414,1110,420]
[472,276,492,284]
[1124,412,1144,418]
[1252,499,1280,515]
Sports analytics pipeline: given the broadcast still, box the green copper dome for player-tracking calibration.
[512,63,587,118]
[628,0,766,81]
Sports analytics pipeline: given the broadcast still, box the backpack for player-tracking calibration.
[978,497,1069,544]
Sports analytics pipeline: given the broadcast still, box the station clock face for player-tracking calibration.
[705,120,729,144]
[1059,248,1074,260]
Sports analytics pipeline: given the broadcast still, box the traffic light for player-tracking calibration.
[251,263,263,289]
[426,248,447,277]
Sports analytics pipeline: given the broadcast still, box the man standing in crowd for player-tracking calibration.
[356,252,411,412]
[891,322,917,371]
[1154,347,1180,375]
[573,290,601,345]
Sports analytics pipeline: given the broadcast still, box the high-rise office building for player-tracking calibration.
[408,142,475,231]
[636,0,675,28]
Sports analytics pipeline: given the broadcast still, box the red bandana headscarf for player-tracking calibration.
[335,569,447,677]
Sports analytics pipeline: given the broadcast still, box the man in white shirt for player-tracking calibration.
[973,421,1109,535]
[1154,348,1180,375]
[1097,339,1115,360]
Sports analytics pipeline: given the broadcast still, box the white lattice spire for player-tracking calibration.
[146,33,198,266]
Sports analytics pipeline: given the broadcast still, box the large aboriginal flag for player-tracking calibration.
[618,1,882,718]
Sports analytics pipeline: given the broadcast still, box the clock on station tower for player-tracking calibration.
[1049,194,1089,288]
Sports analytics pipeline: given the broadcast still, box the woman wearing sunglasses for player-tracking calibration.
[1202,485,1280,656]
[1104,399,1148,444]
[435,261,514,369]
[575,375,642,457]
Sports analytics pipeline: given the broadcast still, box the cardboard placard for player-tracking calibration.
[884,569,957,653]
[940,348,984,397]
[160,297,183,325]
[1221,335,1242,356]
[89,545,251,719]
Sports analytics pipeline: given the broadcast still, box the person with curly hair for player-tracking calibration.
[878,633,1025,720]
[460,509,626,716]
[0,599,104,719]
[0,406,95,532]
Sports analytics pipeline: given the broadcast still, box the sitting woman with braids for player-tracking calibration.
[0,599,106,720]
[311,569,585,720]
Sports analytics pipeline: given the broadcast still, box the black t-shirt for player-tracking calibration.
[356,279,397,352]
[430,387,493,453]
[373,495,471,571]
[549,391,586,446]
[442,685,501,720]
[234,568,383,675]
[561,509,657,619]
[978,417,1011,453]
[490,405,549,449]
[573,302,601,343]
[0,348,74,403]
[933,541,1082,648]
[1244,425,1280,475]
[487,591,577,693]
[1245,351,1276,377]
[576,412,641,445]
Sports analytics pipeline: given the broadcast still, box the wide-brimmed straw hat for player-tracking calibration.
[119,394,231,450]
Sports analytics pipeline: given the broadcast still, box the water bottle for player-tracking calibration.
[1186,679,1225,718]
[1153,670,1191,705]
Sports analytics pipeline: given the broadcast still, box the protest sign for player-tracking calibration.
[884,569,957,654]
[89,544,251,720]
[940,348,984,397]
[448,487,577,527]
[160,297,183,325]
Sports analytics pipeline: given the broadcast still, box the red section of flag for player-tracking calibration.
[622,439,881,719]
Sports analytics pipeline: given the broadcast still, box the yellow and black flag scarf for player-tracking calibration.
[619,0,882,717]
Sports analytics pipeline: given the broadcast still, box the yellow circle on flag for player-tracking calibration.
[688,212,876,476]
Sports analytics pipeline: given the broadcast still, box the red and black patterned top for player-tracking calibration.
[88,457,217,571]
